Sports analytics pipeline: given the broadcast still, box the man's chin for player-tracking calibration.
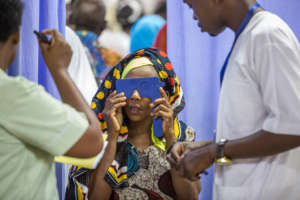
[207,26,226,37]
[209,32,218,37]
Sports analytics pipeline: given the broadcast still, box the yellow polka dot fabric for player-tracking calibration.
[96,91,105,100]
[88,47,185,189]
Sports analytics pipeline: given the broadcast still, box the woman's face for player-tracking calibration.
[123,65,159,123]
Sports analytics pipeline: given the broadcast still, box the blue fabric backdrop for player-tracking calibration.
[8,0,66,199]
[167,0,300,200]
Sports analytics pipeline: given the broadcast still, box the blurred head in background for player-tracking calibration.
[69,0,106,35]
[116,0,144,34]
[97,29,130,67]
[154,0,166,20]
[130,15,165,53]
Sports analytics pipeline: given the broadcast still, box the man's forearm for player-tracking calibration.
[183,130,300,178]
[50,69,97,124]
[223,130,300,159]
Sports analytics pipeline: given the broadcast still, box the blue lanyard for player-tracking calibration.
[220,2,261,85]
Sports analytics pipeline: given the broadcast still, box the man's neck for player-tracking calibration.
[0,55,7,72]
[225,1,258,33]
[0,43,10,71]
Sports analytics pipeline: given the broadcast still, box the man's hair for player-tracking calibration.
[0,0,24,42]
[155,1,166,18]
[70,0,106,34]
[116,0,144,31]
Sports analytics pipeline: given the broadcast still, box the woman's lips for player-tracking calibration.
[128,104,142,115]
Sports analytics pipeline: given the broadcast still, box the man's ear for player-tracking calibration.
[10,29,20,45]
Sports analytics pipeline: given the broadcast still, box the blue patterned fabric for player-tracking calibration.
[76,30,107,77]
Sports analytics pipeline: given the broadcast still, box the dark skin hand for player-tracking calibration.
[38,29,103,158]
[168,130,300,181]
[89,91,127,200]
[89,87,202,200]
[151,87,176,149]
[151,87,202,200]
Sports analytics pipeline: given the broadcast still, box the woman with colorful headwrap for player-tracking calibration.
[65,48,203,200]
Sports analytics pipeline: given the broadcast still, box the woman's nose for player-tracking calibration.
[130,89,142,100]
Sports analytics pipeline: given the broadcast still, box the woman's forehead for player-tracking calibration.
[125,65,158,79]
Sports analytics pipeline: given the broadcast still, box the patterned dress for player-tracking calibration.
[111,126,194,200]
[65,48,193,200]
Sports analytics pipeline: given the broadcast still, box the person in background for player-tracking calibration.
[0,0,104,199]
[92,29,131,80]
[154,23,167,53]
[168,0,300,199]
[69,0,108,85]
[66,26,98,103]
[130,15,165,53]
[139,0,165,15]
[154,0,166,20]
[153,0,167,53]
[116,0,144,35]
[65,48,204,200]
[97,29,130,66]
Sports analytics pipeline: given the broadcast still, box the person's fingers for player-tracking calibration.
[151,110,171,120]
[172,143,184,156]
[152,104,171,114]
[110,96,127,105]
[42,29,63,42]
[42,29,55,35]
[170,150,185,171]
[167,154,177,168]
[114,92,125,97]
[151,98,170,108]
[159,87,168,99]
[170,155,184,170]
[113,102,127,109]
[107,91,117,101]
[40,29,56,47]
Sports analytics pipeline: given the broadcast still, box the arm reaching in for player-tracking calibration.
[38,29,103,158]
[88,91,127,200]
[168,130,300,181]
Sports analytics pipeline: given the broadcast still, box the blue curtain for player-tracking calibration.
[167,0,300,200]
[8,0,66,199]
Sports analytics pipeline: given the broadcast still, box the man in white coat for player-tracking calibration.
[167,0,300,199]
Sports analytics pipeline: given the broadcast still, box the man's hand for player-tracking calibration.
[167,141,212,167]
[178,144,216,181]
[167,141,215,181]
[38,29,72,73]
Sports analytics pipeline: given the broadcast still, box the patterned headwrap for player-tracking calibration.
[66,48,189,198]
